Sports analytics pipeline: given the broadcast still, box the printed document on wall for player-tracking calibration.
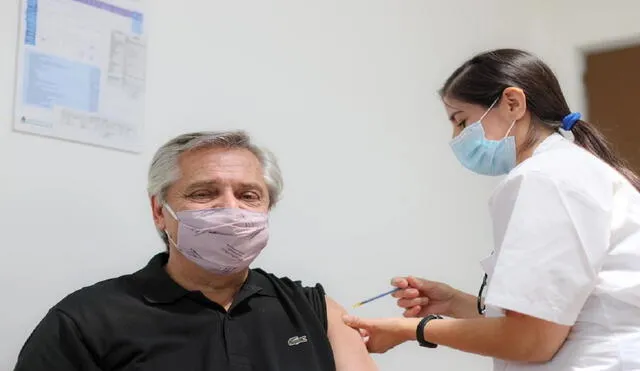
[14,0,148,152]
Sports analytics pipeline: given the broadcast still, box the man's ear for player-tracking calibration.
[501,87,527,121]
[151,196,165,231]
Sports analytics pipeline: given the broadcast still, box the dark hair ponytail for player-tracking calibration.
[571,120,640,190]
[440,48,640,191]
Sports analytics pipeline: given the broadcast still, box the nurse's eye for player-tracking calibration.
[457,120,467,128]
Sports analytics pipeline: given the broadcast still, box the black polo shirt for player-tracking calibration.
[14,253,336,371]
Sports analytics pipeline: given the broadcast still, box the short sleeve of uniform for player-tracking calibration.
[485,170,610,326]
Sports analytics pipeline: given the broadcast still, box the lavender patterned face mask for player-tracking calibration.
[164,205,269,275]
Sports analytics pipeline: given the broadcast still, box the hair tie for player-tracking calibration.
[561,112,581,131]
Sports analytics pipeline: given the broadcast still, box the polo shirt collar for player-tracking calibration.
[133,253,277,305]
[236,268,278,303]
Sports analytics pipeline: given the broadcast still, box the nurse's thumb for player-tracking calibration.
[343,315,368,330]
[407,276,434,291]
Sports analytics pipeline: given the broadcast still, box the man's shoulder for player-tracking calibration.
[251,268,326,297]
[251,268,329,329]
[54,253,174,318]
[53,272,137,318]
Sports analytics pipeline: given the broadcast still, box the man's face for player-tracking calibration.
[152,147,270,241]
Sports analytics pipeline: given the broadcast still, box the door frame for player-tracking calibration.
[579,33,640,55]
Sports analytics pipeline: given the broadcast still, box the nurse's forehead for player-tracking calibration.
[443,98,479,120]
[443,97,476,112]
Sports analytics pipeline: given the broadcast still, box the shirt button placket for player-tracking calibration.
[224,313,251,371]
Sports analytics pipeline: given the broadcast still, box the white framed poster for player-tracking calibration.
[14,0,148,152]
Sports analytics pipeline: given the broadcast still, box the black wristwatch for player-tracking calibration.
[416,314,442,348]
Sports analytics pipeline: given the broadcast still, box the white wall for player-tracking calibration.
[0,1,545,370]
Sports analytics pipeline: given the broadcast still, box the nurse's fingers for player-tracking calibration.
[358,328,370,343]
[397,297,429,309]
[391,288,419,299]
[407,276,436,291]
[403,305,422,318]
[390,277,409,289]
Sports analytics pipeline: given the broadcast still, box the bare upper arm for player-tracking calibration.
[325,296,378,371]
[504,310,571,362]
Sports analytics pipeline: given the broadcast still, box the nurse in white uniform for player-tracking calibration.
[343,48,640,370]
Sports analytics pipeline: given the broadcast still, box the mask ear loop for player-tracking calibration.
[478,97,500,123]
[479,96,517,139]
[164,204,178,220]
[164,230,179,248]
[163,204,179,248]
[503,120,517,139]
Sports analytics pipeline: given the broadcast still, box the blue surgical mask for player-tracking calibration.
[449,99,517,176]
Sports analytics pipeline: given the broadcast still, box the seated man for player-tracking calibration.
[14,131,377,371]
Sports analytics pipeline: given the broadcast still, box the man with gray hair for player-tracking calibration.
[14,131,377,371]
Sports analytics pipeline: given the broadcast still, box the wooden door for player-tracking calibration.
[584,45,640,173]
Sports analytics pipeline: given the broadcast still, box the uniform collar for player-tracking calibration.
[132,252,277,305]
[533,132,565,155]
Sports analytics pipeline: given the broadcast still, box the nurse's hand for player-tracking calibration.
[342,315,419,354]
[391,276,479,319]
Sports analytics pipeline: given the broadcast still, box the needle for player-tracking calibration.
[352,288,400,308]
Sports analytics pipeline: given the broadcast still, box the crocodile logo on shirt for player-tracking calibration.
[287,335,308,346]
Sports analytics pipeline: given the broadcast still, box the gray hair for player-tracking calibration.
[147,130,284,247]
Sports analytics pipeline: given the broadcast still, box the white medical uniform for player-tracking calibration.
[481,133,640,370]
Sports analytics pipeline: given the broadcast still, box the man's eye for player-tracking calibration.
[190,191,212,199]
[241,192,260,201]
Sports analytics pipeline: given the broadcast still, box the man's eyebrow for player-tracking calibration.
[238,182,266,191]
[185,180,218,190]
[184,180,265,191]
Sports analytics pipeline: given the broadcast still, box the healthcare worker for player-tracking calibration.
[343,48,640,370]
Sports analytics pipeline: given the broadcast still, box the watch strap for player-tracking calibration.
[416,314,442,348]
